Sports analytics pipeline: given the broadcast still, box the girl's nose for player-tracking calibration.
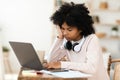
[63,31,67,36]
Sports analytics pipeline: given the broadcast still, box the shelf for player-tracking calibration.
[89,1,120,56]
[93,23,120,27]
[99,36,120,40]
[91,9,120,13]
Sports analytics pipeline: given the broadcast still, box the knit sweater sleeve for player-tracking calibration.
[47,38,67,62]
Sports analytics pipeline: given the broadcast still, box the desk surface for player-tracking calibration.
[18,68,88,80]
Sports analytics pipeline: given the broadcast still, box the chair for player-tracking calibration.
[113,63,120,80]
[0,45,5,80]
[107,55,120,80]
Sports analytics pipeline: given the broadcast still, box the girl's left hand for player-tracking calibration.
[44,62,61,69]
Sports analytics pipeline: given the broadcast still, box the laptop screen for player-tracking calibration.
[9,41,43,70]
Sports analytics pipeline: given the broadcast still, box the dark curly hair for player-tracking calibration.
[50,2,95,37]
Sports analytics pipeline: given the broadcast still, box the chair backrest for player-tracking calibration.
[113,63,120,80]
[107,55,112,76]
[107,55,120,80]
[102,53,111,75]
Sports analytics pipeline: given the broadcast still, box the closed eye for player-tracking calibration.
[68,28,72,31]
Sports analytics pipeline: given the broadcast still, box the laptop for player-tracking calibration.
[9,41,68,72]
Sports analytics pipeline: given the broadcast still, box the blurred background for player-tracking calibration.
[0,0,120,80]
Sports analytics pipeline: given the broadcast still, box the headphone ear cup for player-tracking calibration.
[64,41,72,50]
[72,43,79,51]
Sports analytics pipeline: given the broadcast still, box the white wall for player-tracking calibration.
[0,0,54,73]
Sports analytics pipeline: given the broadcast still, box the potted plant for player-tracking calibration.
[111,26,119,37]
[2,46,10,57]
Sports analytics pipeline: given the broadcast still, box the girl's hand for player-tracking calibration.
[43,62,61,69]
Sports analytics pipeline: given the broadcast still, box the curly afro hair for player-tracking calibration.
[50,2,95,37]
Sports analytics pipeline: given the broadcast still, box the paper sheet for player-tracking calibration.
[40,70,92,78]
[22,70,37,76]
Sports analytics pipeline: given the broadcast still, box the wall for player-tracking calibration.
[0,0,54,73]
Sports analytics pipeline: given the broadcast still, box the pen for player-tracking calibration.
[35,71,43,75]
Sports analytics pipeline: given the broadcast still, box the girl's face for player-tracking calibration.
[61,22,82,41]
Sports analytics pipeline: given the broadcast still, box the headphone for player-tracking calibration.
[64,37,85,53]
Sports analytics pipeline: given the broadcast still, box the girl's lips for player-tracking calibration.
[65,37,71,41]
